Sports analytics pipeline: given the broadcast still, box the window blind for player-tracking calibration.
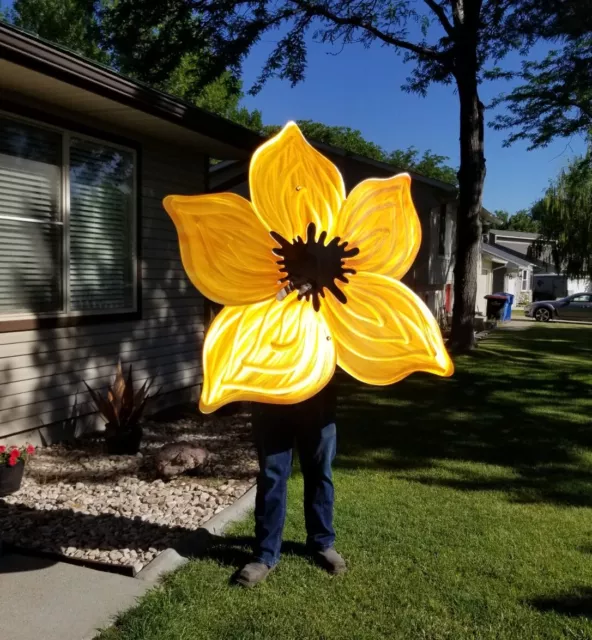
[0,118,63,313]
[69,138,134,311]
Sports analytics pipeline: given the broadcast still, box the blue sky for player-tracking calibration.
[240,34,587,214]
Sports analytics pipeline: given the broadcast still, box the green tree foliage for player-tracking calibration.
[492,1,591,149]
[389,148,457,186]
[492,37,592,149]
[492,209,540,233]
[531,155,592,278]
[3,0,263,129]
[492,210,510,228]
[263,121,457,184]
[10,0,108,63]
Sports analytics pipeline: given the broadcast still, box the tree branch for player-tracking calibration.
[288,0,444,60]
[422,0,453,36]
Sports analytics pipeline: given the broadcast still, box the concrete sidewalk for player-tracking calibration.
[0,487,257,639]
[0,553,150,640]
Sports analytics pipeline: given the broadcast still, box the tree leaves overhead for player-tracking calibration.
[491,209,540,233]
[531,154,592,279]
[10,0,108,63]
[262,120,457,184]
[492,37,592,149]
[491,0,592,149]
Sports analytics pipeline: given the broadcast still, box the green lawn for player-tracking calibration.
[100,322,592,640]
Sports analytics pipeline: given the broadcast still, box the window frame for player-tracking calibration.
[0,108,141,332]
[570,295,591,303]
[521,269,530,292]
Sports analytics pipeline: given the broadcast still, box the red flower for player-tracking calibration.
[10,449,20,458]
[8,453,18,467]
[26,445,35,455]
[0,446,5,454]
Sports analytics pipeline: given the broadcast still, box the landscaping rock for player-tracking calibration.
[153,442,209,479]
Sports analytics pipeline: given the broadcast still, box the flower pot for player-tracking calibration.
[105,427,142,455]
[0,460,25,497]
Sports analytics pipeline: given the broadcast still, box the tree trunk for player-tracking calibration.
[449,73,486,352]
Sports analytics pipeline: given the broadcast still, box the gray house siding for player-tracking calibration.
[0,137,205,444]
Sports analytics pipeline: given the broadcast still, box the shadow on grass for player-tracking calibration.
[184,531,309,569]
[334,324,592,508]
[529,588,592,618]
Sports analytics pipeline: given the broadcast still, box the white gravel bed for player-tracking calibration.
[0,405,257,572]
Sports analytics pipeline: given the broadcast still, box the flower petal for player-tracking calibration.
[323,272,453,385]
[334,173,421,279]
[164,193,281,306]
[250,122,346,242]
[200,294,336,413]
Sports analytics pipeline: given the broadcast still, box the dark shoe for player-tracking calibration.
[234,562,273,587]
[314,548,347,575]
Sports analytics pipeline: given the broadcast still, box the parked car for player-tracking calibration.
[525,293,592,322]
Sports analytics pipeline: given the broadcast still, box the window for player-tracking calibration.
[571,295,591,303]
[0,115,136,318]
[521,269,530,291]
[438,204,447,256]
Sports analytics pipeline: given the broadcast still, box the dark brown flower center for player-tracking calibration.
[271,223,360,311]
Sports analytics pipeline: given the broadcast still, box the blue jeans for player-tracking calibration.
[253,413,337,568]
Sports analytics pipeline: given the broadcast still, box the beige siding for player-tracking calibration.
[0,139,205,442]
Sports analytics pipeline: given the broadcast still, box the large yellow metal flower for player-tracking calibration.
[164,122,453,414]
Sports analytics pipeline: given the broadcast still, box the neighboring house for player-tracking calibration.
[488,229,541,261]
[477,241,535,314]
[211,149,459,324]
[483,229,590,302]
[0,23,264,444]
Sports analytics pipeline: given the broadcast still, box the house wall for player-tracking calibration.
[478,258,533,310]
[510,269,534,306]
[476,255,493,315]
[503,269,523,304]
[0,102,206,444]
[490,232,556,270]
[493,238,532,258]
[425,202,455,322]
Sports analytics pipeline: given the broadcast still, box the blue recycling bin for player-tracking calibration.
[493,292,514,321]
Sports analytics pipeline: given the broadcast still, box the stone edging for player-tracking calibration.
[135,484,257,583]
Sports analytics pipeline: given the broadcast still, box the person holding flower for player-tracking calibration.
[164,122,453,588]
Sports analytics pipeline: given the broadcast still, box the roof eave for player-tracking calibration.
[0,22,264,155]
[482,245,534,269]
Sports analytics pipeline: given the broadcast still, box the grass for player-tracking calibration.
[99,321,592,640]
